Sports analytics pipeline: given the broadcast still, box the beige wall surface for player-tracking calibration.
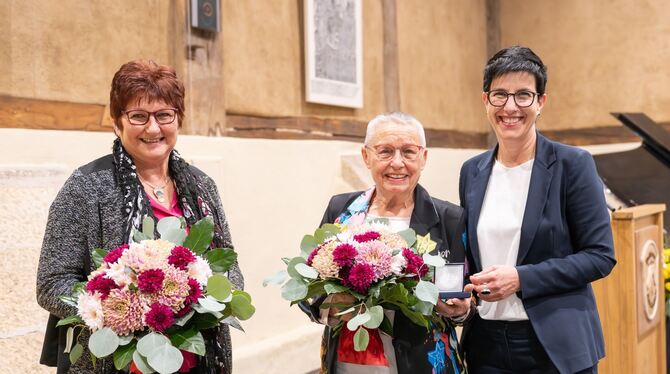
[499,0,670,130]
[0,0,171,104]
[397,0,489,133]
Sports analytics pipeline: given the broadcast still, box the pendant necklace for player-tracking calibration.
[139,175,170,203]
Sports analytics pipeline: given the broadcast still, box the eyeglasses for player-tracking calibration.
[486,90,539,108]
[366,144,424,161]
[123,108,178,126]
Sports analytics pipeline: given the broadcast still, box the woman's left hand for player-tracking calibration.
[467,265,520,302]
[435,297,470,318]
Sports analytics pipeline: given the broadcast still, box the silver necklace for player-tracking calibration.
[139,175,170,203]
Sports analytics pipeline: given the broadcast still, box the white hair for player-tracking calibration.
[364,112,427,147]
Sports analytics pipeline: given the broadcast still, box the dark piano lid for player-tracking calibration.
[594,113,669,232]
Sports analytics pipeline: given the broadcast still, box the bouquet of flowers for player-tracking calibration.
[265,221,448,351]
[57,216,254,374]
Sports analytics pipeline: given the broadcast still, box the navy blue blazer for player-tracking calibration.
[459,133,616,373]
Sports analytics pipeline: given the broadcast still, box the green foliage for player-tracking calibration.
[136,332,169,357]
[281,279,308,301]
[147,343,183,374]
[142,216,155,240]
[183,216,214,255]
[353,328,369,352]
[113,341,136,370]
[415,280,439,305]
[56,315,84,327]
[295,263,318,279]
[398,228,417,247]
[132,350,154,374]
[262,270,288,287]
[205,248,237,273]
[91,248,108,269]
[324,282,348,295]
[300,235,319,258]
[363,305,384,329]
[89,327,120,358]
[230,291,256,321]
[170,328,206,356]
[69,343,84,365]
[346,312,371,331]
[287,257,307,280]
[206,274,232,301]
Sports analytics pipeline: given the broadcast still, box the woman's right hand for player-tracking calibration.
[326,292,357,322]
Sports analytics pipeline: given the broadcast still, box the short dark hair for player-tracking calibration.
[109,60,185,128]
[483,46,547,95]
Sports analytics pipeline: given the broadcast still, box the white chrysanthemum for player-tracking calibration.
[188,256,213,286]
[390,253,407,275]
[105,262,135,289]
[77,292,104,331]
[311,241,339,278]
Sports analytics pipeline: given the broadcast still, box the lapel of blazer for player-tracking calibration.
[466,149,496,272]
[516,133,556,265]
[410,184,440,238]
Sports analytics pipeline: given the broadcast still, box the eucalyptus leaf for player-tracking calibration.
[65,326,74,353]
[206,274,232,301]
[118,334,134,346]
[346,312,371,331]
[411,300,434,316]
[58,294,79,308]
[320,223,341,236]
[142,216,155,240]
[205,248,237,273]
[113,341,136,370]
[262,270,289,287]
[422,253,446,267]
[69,343,84,365]
[313,228,329,243]
[136,332,170,357]
[221,316,245,332]
[156,216,181,237]
[353,328,370,352]
[300,235,319,258]
[281,279,308,301]
[89,327,120,358]
[363,305,384,329]
[324,282,348,295]
[230,293,256,321]
[147,343,183,374]
[415,280,439,305]
[174,310,195,327]
[398,228,417,247]
[91,248,107,268]
[287,257,307,280]
[198,296,226,312]
[57,315,84,328]
[294,263,319,279]
[133,229,150,243]
[183,216,214,255]
[161,228,187,246]
[170,329,206,356]
[191,302,223,318]
[132,350,155,374]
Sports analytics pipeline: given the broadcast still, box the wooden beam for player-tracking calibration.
[0,95,106,131]
[382,0,401,111]
[485,0,500,148]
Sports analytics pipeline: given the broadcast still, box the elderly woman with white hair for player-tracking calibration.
[303,112,472,373]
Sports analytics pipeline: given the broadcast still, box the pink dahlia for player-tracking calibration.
[356,241,393,280]
[347,263,375,294]
[103,289,146,335]
[86,274,119,300]
[137,269,165,293]
[332,243,357,267]
[402,248,428,278]
[145,302,174,332]
[168,246,196,270]
[104,244,129,264]
[353,231,381,243]
[155,265,191,311]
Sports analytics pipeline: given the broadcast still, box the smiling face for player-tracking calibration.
[483,71,547,146]
[113,98,179,169]
[362,121,427,198]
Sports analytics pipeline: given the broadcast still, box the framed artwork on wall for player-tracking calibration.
[304,0,363,108]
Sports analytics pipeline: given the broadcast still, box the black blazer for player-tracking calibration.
[318,184,466,373]
[459,133,616,373]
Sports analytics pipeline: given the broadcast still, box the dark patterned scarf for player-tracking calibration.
[111,138,230,374]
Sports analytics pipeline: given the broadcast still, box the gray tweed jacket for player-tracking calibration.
[36,154,243,373]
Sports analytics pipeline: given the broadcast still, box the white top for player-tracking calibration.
[476,158,534,321]
[366,214,411,232]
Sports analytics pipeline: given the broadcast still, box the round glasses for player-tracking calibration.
[366,144,424,161]
[486,90,538,108]
[123,108,178,126]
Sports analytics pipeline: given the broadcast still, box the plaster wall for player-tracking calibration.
[499,0,670,129]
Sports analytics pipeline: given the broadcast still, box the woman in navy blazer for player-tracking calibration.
[459,46,616,373]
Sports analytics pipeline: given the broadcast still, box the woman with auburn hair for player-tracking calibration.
[36,60,243,373]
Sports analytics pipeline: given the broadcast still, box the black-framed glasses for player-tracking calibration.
[365,144,424,161]
[123,108,178,126]
[486,90,538,108]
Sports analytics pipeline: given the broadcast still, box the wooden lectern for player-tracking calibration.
[593,204,666,373]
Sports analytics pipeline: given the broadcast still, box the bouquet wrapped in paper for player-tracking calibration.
[265,220,449,351]
[58,216,254,374]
